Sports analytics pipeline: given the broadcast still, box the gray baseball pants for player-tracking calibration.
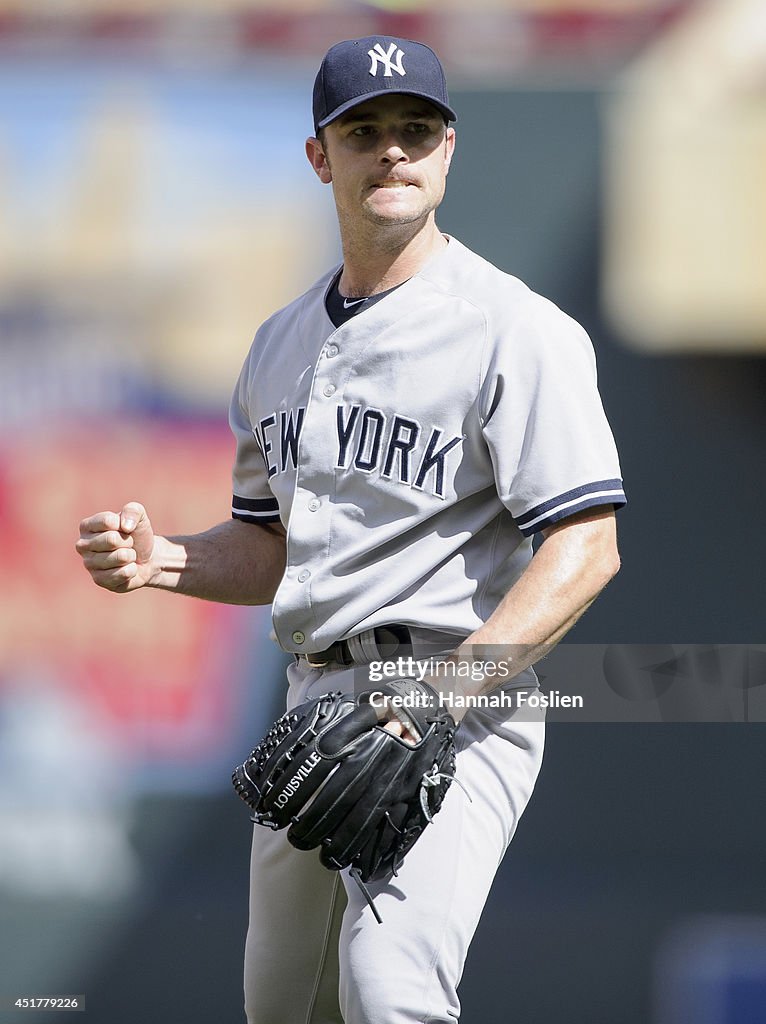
[243,656,544,1024]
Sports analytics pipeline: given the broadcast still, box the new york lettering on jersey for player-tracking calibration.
[255,403,464,499]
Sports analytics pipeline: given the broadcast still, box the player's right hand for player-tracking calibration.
[76,501,157,593]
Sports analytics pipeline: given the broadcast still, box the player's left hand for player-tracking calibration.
[376,705,421,744]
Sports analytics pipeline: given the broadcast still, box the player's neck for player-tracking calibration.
[337,218,447,298]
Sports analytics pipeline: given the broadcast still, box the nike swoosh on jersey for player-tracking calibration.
[343,297,367,308]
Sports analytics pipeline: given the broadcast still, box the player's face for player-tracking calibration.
[306,94,455,230]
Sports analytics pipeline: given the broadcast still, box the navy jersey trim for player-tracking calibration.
[516,479,626,536]
[324,271,408,328]
[232,494,281,524]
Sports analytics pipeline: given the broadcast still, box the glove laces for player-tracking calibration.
[350,765,472,925]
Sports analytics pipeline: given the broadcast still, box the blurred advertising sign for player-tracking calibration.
[0,419,263,763]
[0,61,320,794]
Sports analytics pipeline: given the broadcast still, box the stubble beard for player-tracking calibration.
[343,204,436,257]
[355,181,445,241]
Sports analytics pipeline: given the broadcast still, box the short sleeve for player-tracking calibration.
[229,358,281,526]
[480,297,626,536]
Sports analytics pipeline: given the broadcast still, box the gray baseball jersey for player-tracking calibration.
[229,235,625,654]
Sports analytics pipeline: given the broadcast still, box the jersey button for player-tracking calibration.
[322,384,336,398]
[326,344,339,358]
[298,569,311,583]
[308,498,321,512]
[292,630,305,645]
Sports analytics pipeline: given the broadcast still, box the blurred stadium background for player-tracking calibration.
[1,0,764,1021]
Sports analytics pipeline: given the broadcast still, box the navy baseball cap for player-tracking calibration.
[313,36,457,133]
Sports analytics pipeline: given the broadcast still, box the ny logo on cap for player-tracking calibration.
[368,42,406,78]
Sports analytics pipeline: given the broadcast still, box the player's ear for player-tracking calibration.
[443,126,456,175]
[306,136,333,184]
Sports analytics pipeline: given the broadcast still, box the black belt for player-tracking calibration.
[304,625,412,667]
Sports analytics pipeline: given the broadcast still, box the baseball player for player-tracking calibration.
[76,36,625,1024]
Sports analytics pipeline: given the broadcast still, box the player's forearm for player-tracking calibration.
[148,520,286,605]
[451,509,620,698]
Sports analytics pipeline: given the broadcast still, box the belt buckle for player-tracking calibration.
[305,651,330,668]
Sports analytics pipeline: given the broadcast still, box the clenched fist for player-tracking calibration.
[76,502,157,593]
